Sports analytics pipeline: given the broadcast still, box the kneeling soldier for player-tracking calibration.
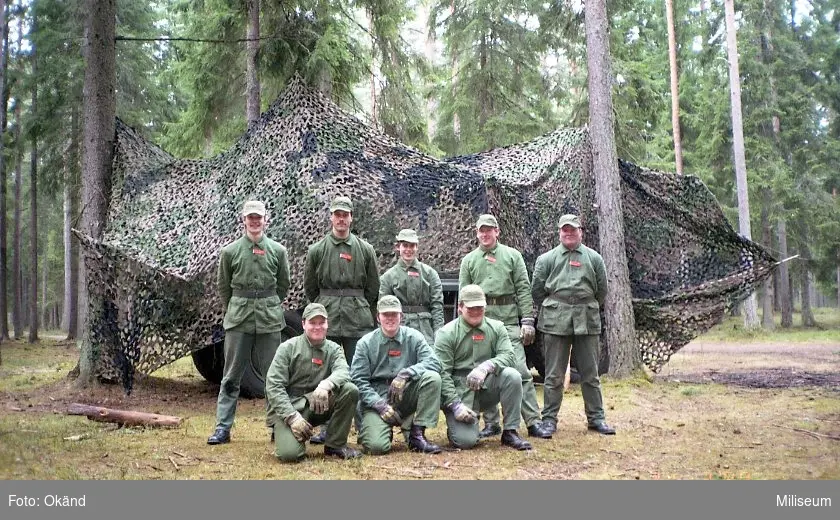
[434,285,532,451]
[351,295,443,455]
[265,303,362,462]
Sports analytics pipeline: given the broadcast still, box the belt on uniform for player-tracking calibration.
[232,289,276,298]
[403,305,430,313]
[549,293,595,305]
[485,295,516,306]
[319,288,365,298]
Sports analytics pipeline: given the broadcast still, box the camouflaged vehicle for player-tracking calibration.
[75,77,776,397]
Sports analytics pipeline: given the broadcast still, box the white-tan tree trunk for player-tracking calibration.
[724,0,759,330]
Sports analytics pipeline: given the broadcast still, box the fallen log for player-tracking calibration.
[67,403,183,428]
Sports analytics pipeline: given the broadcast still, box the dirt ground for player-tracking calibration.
[1,337,838,480]
[655,341,840,389]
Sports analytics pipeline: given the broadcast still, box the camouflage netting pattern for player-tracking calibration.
[75,77,776,391]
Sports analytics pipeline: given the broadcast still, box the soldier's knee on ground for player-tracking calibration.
[447,428,479,450]
[363,438,392,456]
[275,441,306,463]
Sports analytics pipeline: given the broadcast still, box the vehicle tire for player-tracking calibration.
[192,310,304,398]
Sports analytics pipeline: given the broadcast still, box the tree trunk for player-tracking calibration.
[28,15,38,343]
[585,0,639,376]
[760,189,774,329]
[776,218,793,327]
[245,0,260,128]
[724,0,759,330]
[12,72,22,340]
[63,106,80,339]
[0,0,10,343]
[836,264,839,310]
[665,0,683,175]
[77,0,116,385]
[799,238,816,327]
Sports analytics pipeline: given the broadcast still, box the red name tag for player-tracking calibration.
[486,256,496,263]
[339,252,352,261]
[388,350,401,357]
[472,334,485,341]
[408,271,419,277]
[253,248,265,256]
[570,260,581,267]
[312,358,323,365]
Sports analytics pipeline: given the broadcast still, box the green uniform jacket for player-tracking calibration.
[265,334,350,426]
[304,232,380,337]
[532,242,608,336]
[350,326,442,409]
[379,259,445,344]
[218,234,291,332]
[458,242,533,326]
[433,316,518,408]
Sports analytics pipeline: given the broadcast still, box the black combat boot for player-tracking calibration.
[527,421,553,439]
[477,422,502,438]
[501,429,532,451]
[324,445,363,460]
[207,427,230,445]
[408,425,442,454]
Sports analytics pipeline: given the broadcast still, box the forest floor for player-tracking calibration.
[1,320,838,480]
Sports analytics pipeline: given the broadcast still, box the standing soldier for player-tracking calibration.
[208,200,291,445]
[304,195,380,444]
[351,295,443,455]
[265,303,362,461]
[434,285,533,451]
[532,214,615,435]
[379,229,445,345]
[458,214,551,440]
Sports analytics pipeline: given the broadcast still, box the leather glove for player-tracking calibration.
[388,369,412,405]
[466,360,495,391]
[284,412,313,443]
[372,399,403,426]
[310,379,333,415]
[448,400,477,424]
[520,317,536,346]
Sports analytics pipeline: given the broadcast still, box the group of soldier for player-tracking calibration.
[206,196,616,463]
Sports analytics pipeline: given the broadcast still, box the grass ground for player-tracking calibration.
[1,310,838,480]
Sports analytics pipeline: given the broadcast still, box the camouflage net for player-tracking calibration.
[75,77,776,390]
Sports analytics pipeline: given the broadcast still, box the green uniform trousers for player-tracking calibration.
[444,367,522,449]
[358,372,442,455]
[273,382,359,462]
[481,329,541,428]
[541,334,605,426]
[215,329,285,430]
[321,336,363,432]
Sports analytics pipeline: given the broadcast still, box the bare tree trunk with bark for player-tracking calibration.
[76,0,116,385]
[724,0,759,330]
[760,189,774,329]
[585,0,639,376]
[665,0,683,174]
[12,81,22,340]
[245,0,260,128]
[798,239,816,327]
[0,0,10,344]
[776,219,793,327]
[28,15,38,343]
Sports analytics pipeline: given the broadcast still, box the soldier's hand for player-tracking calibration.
[449,401,478,424]
[310,379,333,415]
[520,317,536,346]
[372,399,403,426]
[466,360,495,391]
[285,412,313,443]
[388,369,412,405]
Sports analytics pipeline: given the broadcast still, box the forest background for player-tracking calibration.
[0,0,839,344]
